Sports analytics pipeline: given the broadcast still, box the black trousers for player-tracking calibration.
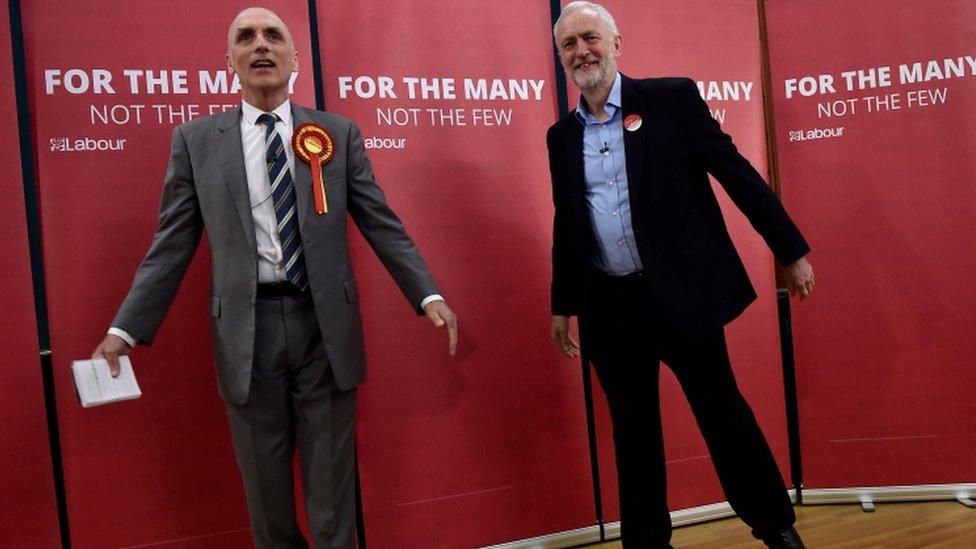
[584,273,794,548]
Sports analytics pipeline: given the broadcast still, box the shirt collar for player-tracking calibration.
[574,72,622,125]
[241,98,292,126]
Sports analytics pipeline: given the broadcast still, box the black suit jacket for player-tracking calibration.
[547,75,809,332]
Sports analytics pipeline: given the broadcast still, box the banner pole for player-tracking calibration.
[307,0,326,111]
[7,0,71,545]
[758,0,804,502]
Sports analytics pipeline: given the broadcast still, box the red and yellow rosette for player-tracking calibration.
[292,123,335,214]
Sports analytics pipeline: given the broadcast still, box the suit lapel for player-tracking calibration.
[290,105,314,224]
[567,119,586,201]
[215,107,257,252]
[620,75,648,200]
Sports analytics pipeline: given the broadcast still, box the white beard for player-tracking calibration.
[570,59,612,90]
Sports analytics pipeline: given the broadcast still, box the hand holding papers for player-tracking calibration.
[71,356,142,408]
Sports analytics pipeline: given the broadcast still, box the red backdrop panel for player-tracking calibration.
[24,2,315,546]
[563,0,791,519]
[316,1,594,546]
[0,7,60,548]
[767,0,976,488]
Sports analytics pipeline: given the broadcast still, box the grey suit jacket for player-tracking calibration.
[113,104,438,404]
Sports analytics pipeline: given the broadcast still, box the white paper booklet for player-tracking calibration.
[71,356,142,407]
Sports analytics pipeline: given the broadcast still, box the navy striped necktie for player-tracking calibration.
[257,113,308,291]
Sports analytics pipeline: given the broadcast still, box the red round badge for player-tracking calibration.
[624,114,643,132]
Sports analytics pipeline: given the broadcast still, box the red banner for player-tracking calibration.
[767,0,976,487]
[564,0,792,519]
[15,0,973,545]
[0,7,60,548]
[23,2,315,546]
[317,1,594,546]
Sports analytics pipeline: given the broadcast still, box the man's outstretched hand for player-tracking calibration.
[424,300,458,356]
[783,256,815,300]
[551,315,580,358]
[92,333,132,377]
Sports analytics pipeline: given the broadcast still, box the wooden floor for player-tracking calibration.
[588,501,976,548]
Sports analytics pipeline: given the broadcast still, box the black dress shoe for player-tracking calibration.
[762,527,805,548]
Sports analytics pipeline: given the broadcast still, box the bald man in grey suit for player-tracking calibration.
[93,7,457,548]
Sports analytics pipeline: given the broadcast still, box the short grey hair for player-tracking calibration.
[553,1,619,39]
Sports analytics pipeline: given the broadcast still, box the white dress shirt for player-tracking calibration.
[241,99,297,284]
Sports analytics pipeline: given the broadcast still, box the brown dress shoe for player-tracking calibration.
[762,527,805,548]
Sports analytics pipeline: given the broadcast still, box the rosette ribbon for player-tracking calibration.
[292,123,335,214]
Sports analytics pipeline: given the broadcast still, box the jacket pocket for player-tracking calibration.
[210,295,221,318]
[343,279,359,303]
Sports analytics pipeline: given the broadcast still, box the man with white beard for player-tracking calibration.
[547,2,813,548]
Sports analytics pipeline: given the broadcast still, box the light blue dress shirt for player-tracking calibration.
[575,73,643,275]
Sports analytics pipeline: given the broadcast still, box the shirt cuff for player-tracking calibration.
[108,327,136,348]
[420,294,444,308]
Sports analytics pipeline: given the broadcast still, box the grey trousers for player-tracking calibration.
[225,292,357,549]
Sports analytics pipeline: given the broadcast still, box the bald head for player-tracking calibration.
[227,7,294,52]
[226,6,298,110]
